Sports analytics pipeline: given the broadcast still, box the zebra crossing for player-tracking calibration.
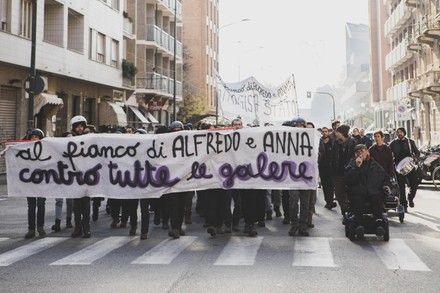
[0,235,436,271]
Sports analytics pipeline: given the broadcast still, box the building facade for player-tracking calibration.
[182,0,219,117]
[378,0,440,145]
[0,0,183,173]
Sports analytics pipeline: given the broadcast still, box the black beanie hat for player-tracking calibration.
[336,125,350,137]
[397,127,406,135]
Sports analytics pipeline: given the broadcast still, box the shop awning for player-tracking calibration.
[99,101,127,126]
[128,105,150,124]
[34,93,64,117]
[140,108,159,124]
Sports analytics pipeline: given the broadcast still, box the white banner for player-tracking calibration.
[5,127,317,198]
[215,74,298,125]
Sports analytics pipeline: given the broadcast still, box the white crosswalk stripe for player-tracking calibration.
[132,236,198,265]
[0,236,435,270]
[214,236,263,266]
[0,237,68,266]
[50,236,136,266]
[292,237,337,267]
[370,239,431,271]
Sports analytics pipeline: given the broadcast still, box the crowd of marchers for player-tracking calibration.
[20,116,420,241]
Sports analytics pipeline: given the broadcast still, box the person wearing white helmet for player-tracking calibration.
[70,115,87,136]
[24,129,47,239]
[70,115,92,238]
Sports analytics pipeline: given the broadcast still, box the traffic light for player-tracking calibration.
[306,91,312,98]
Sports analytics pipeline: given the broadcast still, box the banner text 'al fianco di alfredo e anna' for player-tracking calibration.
[6,127,318,199]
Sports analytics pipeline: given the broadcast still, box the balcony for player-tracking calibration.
[407,78,420,97]
[416,16,440,46]
[406,33,422,51]
[417,70,440,95]
[144,25,183,59]
[385,38,414,71]
[387,80,410,102]
[384,1,412,38]
[404,0,421,7]
[136,73,182,101]
[123,17,134,39]
[157,0,182,19]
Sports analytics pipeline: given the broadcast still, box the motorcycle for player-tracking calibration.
[417,144,440,184]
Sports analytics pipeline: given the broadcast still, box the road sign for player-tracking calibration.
[24,75,45,96]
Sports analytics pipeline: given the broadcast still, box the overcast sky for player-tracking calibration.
[218,0,369,107]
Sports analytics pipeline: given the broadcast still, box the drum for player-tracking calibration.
[396,157,415,176]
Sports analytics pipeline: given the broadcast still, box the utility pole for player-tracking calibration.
[27,0,38,130]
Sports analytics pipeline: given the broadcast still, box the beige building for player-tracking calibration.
[125,0,183,126]
[182,0,219,118]
[376,0,440,145]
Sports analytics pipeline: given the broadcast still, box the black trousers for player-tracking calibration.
[205,189,228,227]
[140,199,155,233]
[396,169,419,207]
[349,194,383,226]
[27,197,46,230]
[126,199,139,227]
[319,167,334,205]
[162,192,186,230]
[224,189,242,227]
[109,199,129,222]
[282,190,290,218]
[241,189,265,226]
[73,197,90,225]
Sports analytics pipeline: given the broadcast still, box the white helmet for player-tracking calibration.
[70,115,87,130]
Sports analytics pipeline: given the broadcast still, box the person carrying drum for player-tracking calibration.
[390,127,420,211]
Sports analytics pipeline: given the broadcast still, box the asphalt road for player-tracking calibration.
[0,181,439,293]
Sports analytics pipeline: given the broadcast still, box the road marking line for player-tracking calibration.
[264,222,278,232]
[50,236,135,266]
[132,236,198,265]
[0,237,9,242]
[0,237,68,266]
[214,236,263,266]
[292,237,337,267]
[371,239,431,271]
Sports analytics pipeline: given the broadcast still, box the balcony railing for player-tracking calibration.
[385,38,414,71]
[384,0,412,37]
[160,0,182,18]
[387,80,410,102]
[145,25,183,58]
[123,17,133,36]
[136,73,182,98]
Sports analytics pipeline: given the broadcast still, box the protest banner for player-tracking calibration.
[5,127,317,198]
[215,74,298,125]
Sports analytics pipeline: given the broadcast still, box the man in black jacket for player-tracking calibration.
[345,144,391,239]
[389,127,420,210]
[331,125,356,217]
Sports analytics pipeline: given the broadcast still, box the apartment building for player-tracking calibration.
[182,0,219,116]
[379,0,440,145]
[125,0,183,126]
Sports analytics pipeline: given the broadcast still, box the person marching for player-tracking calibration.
[318,127,337,210]
[70,115,92,238]
[390,127,420,210]
[24,128,47,239]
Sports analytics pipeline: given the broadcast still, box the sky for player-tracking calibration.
[219,0,369,108]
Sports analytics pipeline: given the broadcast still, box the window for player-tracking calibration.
[111,0,119,11]
[44,1,64,46]
[111,39,118,67]
[67,9,84,52]
[20,0,32,38]
[97,32,105,63]
[0,0,9,31]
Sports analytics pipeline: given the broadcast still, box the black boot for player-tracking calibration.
[71,225,82,238]
[82,223,91,238]
[52,219,61,232]
[66,217,73,228]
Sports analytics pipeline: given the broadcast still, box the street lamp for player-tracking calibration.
[172,0,177,122]
[219,18,250,30]
[307,91,336,121]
